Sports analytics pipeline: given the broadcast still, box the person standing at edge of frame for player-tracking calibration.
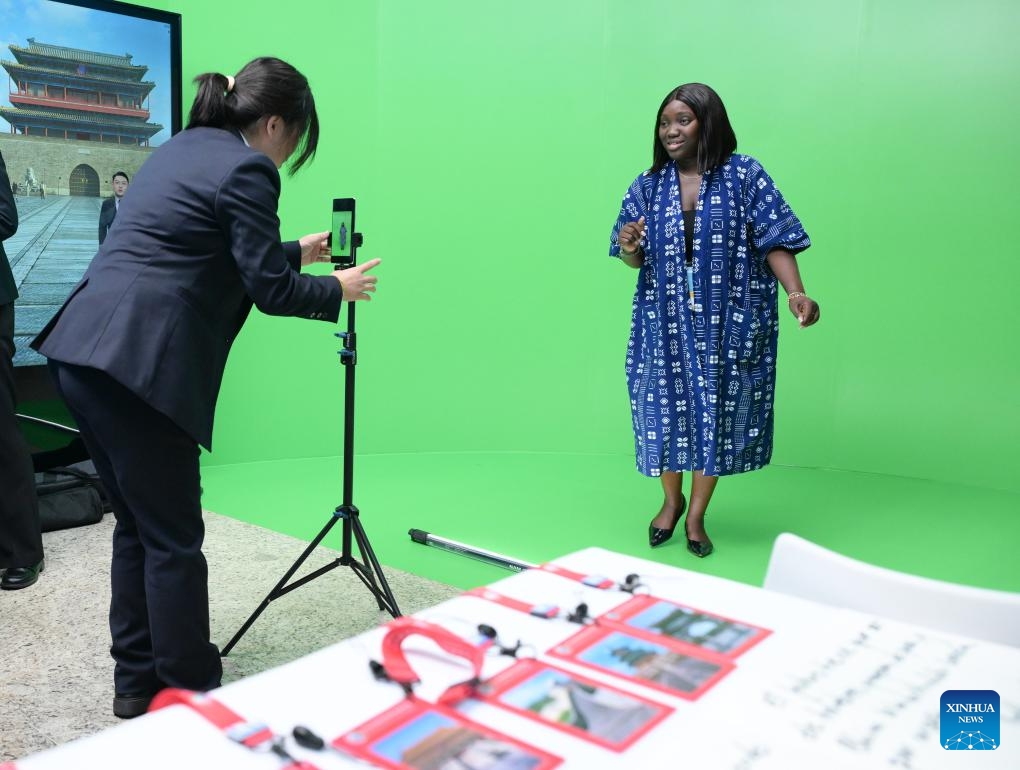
[98,170,130,244]
[31,56,380,719]
[610,83,820,558]
[0,149,45,591]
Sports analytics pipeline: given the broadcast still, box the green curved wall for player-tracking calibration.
[143,0,1019,493]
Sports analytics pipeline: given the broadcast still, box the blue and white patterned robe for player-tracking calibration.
[610,154,810,477]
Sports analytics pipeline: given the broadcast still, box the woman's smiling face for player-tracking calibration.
[658,100,699,164]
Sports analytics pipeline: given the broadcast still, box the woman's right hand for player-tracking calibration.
[618,216,646,255]
[334,258,381,301]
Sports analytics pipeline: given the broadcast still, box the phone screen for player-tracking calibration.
[331,198,356,265]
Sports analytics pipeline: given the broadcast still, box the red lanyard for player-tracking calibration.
[468,586,594,624]
[0,695,324,770]
[538,563,644,592]
[371,616,495,705]
[148,689,322,770]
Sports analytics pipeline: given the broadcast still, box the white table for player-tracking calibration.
[12,548,1019,769]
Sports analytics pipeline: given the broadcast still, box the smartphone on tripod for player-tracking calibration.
[330,198,356,267]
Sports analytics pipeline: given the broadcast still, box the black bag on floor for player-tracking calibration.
[36,464,108,533]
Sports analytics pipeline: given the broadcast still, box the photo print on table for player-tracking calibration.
[465,658,673,751]
[601,595,771,658]
[335,697,562,770]
[548,625,734,701]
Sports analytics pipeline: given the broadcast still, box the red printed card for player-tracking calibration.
[600,594,771,659]
[469,658,673,751]
[335,697,562,770]
[547,625,734,701]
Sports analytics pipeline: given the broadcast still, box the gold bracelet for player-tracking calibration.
[787,291,806,302]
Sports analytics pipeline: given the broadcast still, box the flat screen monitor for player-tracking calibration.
[1,0,182,368]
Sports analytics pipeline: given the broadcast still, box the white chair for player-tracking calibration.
[763,533,1020,647]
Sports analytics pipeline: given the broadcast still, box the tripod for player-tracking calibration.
[222,234,401,656]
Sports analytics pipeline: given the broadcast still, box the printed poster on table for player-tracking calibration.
[601,594,771,659]
[547,625,734,701]
[466,658,673,751]
[335,697,563,770]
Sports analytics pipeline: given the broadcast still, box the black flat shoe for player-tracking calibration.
[1,559,44,590]
[685,516,714,558]
[686,537,714,558]
[648,495,687,548]
[113,692,157,719]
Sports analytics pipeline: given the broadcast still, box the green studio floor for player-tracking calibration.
[199,453,1020,595]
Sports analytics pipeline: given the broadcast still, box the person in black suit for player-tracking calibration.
[97,171,129,244]
[0,150,45,590]
[32,57,380,718]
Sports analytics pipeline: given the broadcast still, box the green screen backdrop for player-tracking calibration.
[139,0,1019,493]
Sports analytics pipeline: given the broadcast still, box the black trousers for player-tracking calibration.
[49,360,221,694]
[0,301,43,570]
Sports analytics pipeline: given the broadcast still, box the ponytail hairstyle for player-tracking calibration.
[188,57,319,174]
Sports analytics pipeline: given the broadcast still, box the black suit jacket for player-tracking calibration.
[0,151,18,306]
[98,196,118,244]
[33,127,343,449]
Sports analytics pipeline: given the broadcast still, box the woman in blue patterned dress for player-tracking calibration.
[610,83,820,557]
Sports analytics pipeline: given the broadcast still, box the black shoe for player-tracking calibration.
[113,692,157,719]
[648,495,687,548]
[685,518,714,558]
[1,559,44,590]
[686,538,714,558]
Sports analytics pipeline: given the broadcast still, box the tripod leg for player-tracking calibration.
[221,515,341,656]
[348,516,385,612]
[348,513,402,617]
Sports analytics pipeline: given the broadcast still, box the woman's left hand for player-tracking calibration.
[789,295,820,328]
[299,231,332,267]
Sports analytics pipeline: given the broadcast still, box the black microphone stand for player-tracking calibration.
[222,232,401,656]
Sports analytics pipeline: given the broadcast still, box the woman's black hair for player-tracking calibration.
[188,56,319,174]
[651,83,737,174]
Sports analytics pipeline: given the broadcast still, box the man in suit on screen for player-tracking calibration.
[98,171,130,244]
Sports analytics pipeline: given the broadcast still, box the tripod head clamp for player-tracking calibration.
[335,329,357,365]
